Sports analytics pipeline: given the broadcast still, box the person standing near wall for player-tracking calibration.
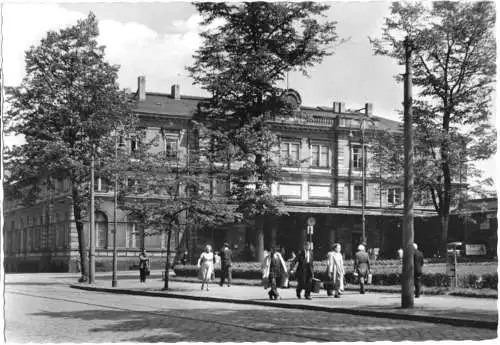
[413,243,424,298]
[138,249,150,283]
[219,242,233,287]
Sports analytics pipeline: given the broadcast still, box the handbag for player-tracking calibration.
[312,278,322,293]
[146,269,151,276]
[367,273,373,285]
[262,278,269,289]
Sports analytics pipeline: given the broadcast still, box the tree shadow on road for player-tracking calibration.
[28,304,496,342]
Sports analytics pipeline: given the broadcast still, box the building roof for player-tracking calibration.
[132,89,402,132]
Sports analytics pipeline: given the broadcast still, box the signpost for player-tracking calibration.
[306,217,315,260]
[447,242,462,288]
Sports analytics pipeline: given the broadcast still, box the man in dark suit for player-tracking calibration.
[413,243,424,298]
[354,244,370,294]
[291,248,313,300]
[220,242,233,287]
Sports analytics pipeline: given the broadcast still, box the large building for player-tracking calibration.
[6,76,483,273]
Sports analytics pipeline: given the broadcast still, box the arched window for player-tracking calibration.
[96,212,108,249]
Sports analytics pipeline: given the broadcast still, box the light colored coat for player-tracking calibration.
[327,251,345,291]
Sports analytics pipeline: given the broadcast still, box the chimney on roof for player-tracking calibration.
[333,101,345,113]
[171,84,180,100]
[137,76,146,101]
[365,102,373,116]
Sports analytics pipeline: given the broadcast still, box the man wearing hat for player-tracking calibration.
[220,241,233,287]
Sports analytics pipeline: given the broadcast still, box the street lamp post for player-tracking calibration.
[89,144,96,284]
[112,131,118,287]
[361,120,366,245]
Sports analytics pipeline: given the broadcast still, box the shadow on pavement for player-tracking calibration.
[29,304,496,342]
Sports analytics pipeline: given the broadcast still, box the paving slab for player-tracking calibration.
[70,276,498,330]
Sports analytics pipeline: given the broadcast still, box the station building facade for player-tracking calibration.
[5,76,444,272]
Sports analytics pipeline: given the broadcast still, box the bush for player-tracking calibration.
[173,261,497,290]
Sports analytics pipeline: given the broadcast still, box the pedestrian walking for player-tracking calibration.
[354,244,371,294]
[414,243,424,298]
[219,242,233,287]
[291,247,314,300]
[197,244,215,291]
[326,243,344,297]
[262,246,287,300]
[138,249,150,283]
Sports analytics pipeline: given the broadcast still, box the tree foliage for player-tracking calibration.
[4,13,135,279]
[116,129,239,289]
[188,2,339,225]
[370,1,496,251]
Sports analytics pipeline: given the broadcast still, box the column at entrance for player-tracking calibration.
[255,218,264,262]
[271,226,277,248]
[329,228,336,249]
[298,215,306,250]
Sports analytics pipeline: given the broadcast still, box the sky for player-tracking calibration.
[1,0,497,186]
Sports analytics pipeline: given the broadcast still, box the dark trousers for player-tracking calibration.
[220,265,232,286]
[139,269,147,283]
[268,274,281,298]
[359,276,365,293]
[296,280,312,298]
[415,273,422,297]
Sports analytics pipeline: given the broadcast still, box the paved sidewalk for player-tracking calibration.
[71,275,498,330]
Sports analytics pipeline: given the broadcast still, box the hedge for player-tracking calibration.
[174,261,498,290]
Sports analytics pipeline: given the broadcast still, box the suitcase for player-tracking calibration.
[323,281,334,291]
[312,278,322,293]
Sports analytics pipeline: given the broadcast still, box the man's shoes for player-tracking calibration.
[415,294,420,298]
[296,294,302,299]
[305,295,312,300]
[360,291,365,294]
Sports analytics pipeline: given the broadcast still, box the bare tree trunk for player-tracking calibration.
[164,228,172,290]
[440,214,449,255]
[73,204,89,281]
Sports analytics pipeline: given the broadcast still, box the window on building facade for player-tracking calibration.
[352,146,363,169]
[165,138,178,160]
[388,188,401,205]
[96,212,108,249]
[126,222,143,249]
[311,144,329,168]
[353,185,363,202]
[280,141,300,166]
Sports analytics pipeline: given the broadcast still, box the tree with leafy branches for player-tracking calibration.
[117,128,239,289]
[4,13,135,280]
[370,1,496,254]
[188,2,339,261]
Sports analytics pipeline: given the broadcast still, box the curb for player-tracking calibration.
[70,284,497,330]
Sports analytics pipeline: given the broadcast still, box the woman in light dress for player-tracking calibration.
[197,244,215,291]
[326,243,345,298]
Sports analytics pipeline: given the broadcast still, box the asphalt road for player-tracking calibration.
[4,274,497,342]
